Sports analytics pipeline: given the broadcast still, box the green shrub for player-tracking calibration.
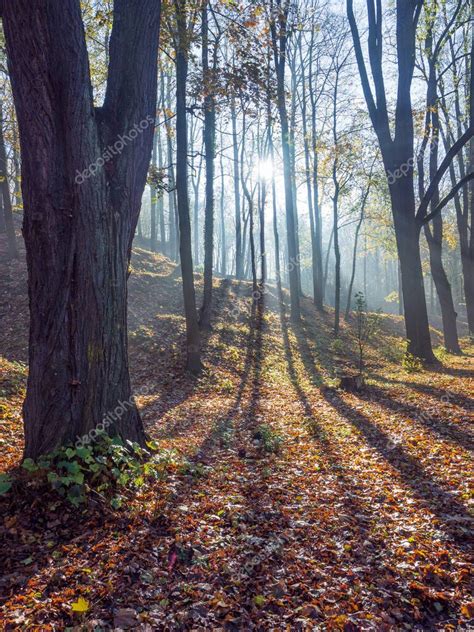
[402,351,423,373]
[253,424,283,454]
[18,436,169,508]
[331,338,345,354]
[0,473,12,495]
[354,292,381,376]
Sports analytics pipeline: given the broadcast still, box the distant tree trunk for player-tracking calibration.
[308,29,324,308]
[258,177,266,285]
[345,182,370,319]
[299,34,320,308]
[3,0,161,458]
[165,72,178,262]
[150,130,158,252]
[242,204,249,279]
[267,99,283,302]
[190,119,203,266]
[241,115,257,292]
[420,22,460,353]
[331,72,341,336]
[12,122,22,210]
[219,130,226,275]
[156,111,166,252]
[231,95,243,279]
[249,200,257,293]
[257,124,267,285]
[289,46,302,297]
[192,161,202,266]
[469,20,474,336]
[175,0,201,373]
[199,0,216,329]
[270,4,300,321]
[0,99,18,259]
[425,219,461,352]
[324,227,334,299]
[333,185,341,336]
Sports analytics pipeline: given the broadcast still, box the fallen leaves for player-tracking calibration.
[70,596,89,613]
[0,248,473,629]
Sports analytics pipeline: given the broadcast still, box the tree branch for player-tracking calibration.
[103,0,161,137]
[416,125,474,220]
[347,0,391,147]
[422,172,474,224]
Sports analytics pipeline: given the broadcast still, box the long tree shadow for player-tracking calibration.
[221,294,291,625]
[355,384,474,451]
[319,388,472,545]
[188,297,260,464]
[279,310,396,577]
[88,298,266,626]
[137,277,247,438]
[373,375,474,413]
[432,365,474,378]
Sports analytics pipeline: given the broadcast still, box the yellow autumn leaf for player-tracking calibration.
[71,597,89,613]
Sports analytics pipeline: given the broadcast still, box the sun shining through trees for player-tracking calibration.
[254,158,274,182]
[0,0,473,629]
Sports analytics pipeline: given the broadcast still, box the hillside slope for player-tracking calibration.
[0,241,473,630]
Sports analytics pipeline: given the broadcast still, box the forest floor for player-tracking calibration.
[0,242,473,630]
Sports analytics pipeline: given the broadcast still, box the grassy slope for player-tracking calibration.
[0,243,473,630]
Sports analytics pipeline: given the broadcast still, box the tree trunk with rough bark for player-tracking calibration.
[3,0,161,458]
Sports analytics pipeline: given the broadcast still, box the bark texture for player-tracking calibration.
[3,0,161,457]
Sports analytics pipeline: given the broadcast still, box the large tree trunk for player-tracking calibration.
[390,183,434,361]
[347,0,436,362]
[175,0,201,373]
[468,23,474,336]
[3,0,160,458]
[440,28,474,336]
[0,191,5,234]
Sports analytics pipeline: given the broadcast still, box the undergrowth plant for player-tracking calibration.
[402,349,424,373]
[354,292,381,377]
[253,424,283,454]
[2,436,177,509]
